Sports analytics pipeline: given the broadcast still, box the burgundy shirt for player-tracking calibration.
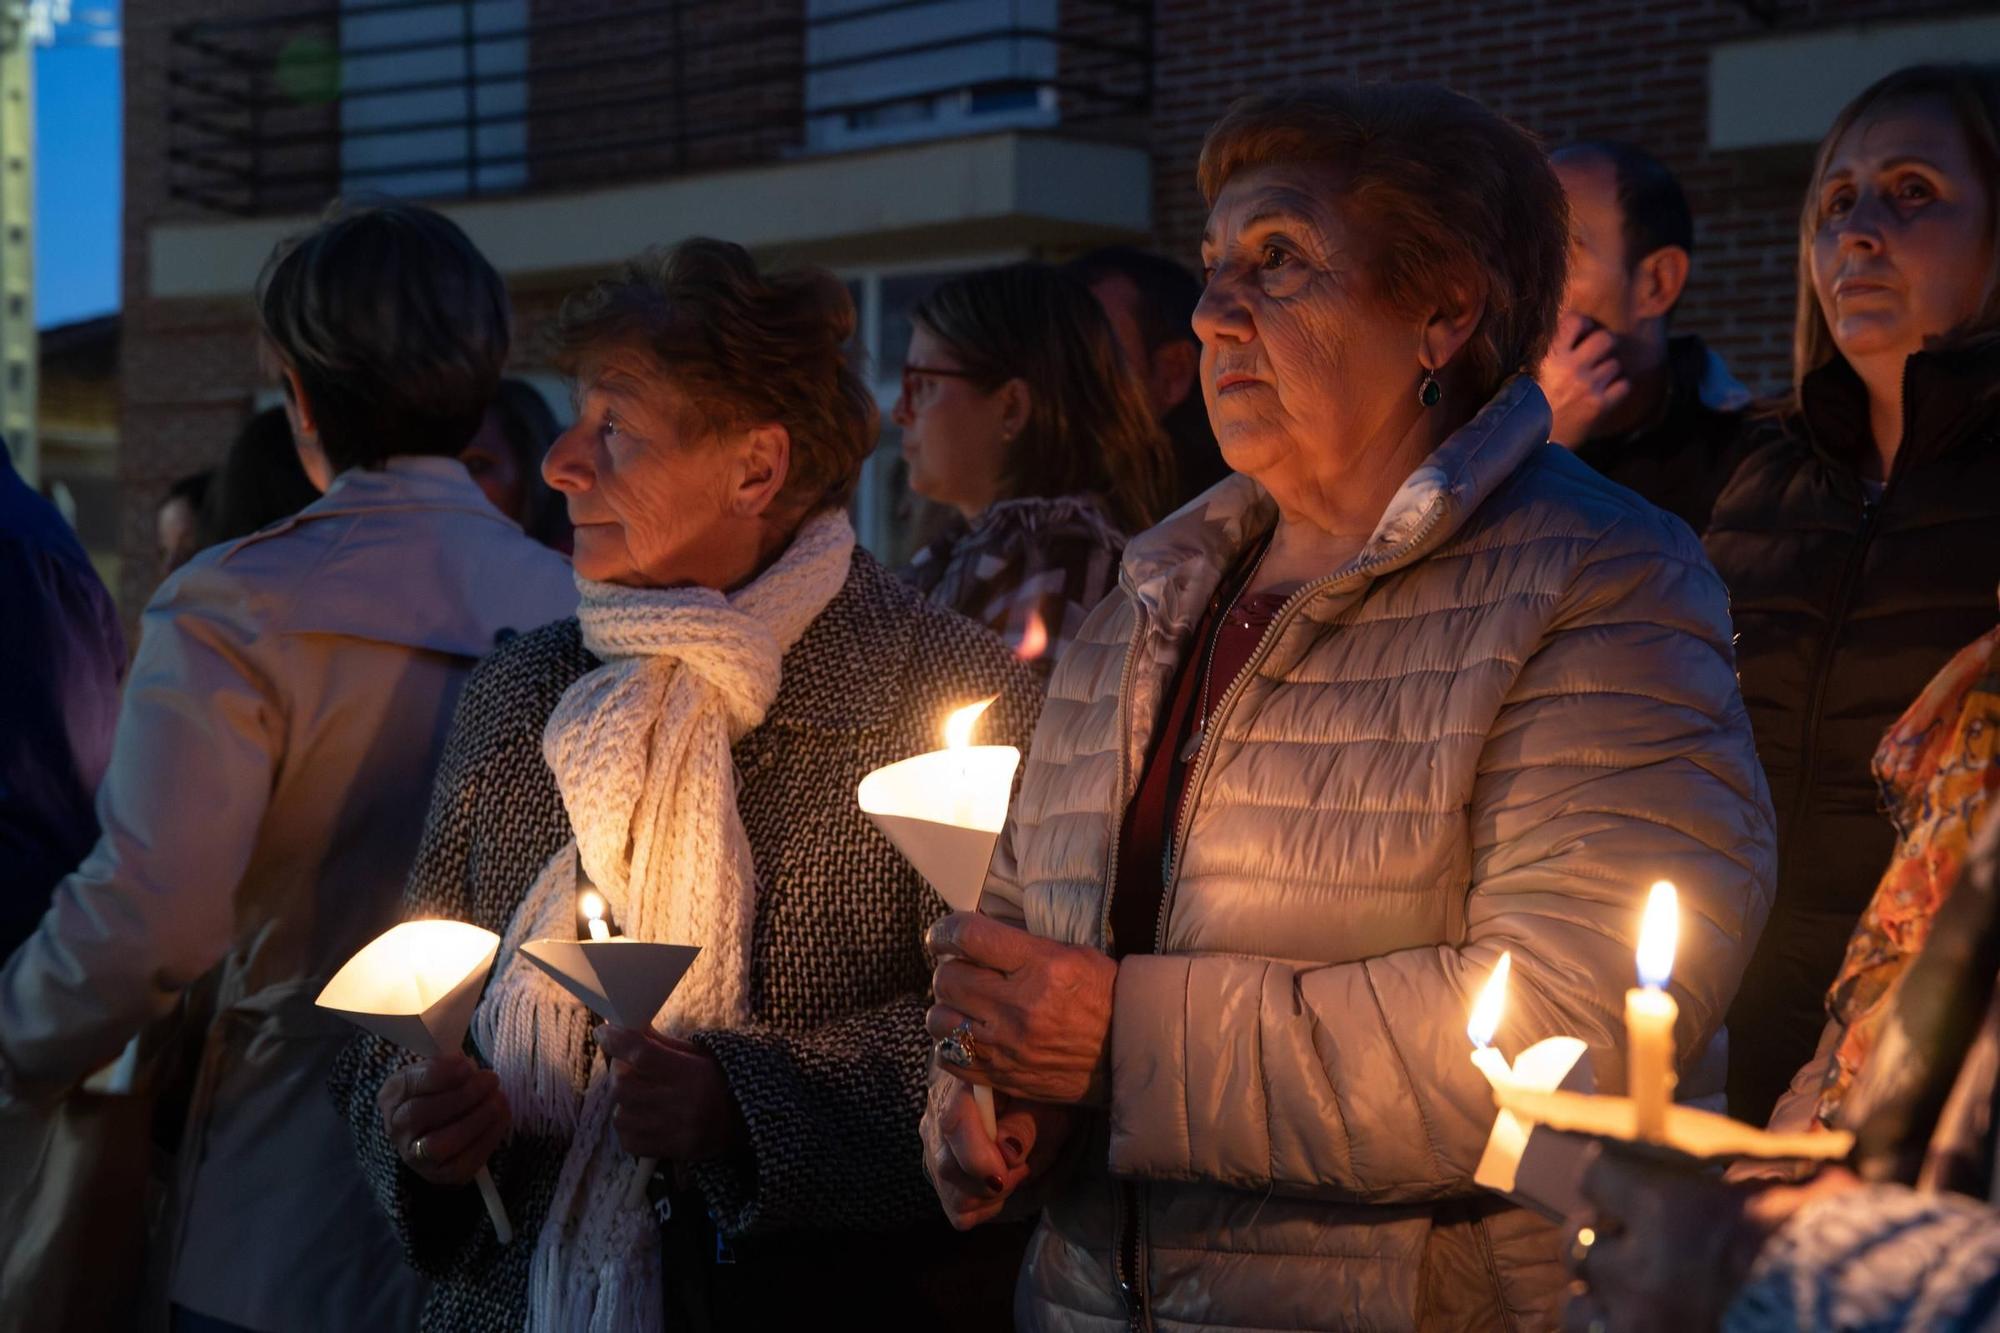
[1109,540,1282,958]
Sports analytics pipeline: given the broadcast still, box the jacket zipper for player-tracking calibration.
[1109,497,1453,1328]
[1101,594,1148,1328]
[1158,499,1454,940]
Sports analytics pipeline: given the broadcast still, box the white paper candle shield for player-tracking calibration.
[1465,951,1592,1204]
[316,920,502,1058]
[316,920,514,1244]
[517,939,702,1031]
[518,936,704,1210]
[857,746,1022,912]
[1472,1037,1591,1196]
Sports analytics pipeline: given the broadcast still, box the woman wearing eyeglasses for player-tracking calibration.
[893,263,1175,674]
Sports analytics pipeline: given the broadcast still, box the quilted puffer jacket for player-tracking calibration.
[980,377,1776,1331]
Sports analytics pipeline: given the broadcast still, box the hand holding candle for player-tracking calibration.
[318,920,515,1244]
[1625,881,1679,1142]
[860,698,1025,1143]
[519,891,702,1211]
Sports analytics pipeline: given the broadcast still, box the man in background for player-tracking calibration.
[1539,140,1753,532]
[1068,246,1230,509]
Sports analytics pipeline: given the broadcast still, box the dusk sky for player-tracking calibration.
[35,4,121,330]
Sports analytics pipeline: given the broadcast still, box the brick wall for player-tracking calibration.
[1143,0,1986,397]
[120,0,1992,619]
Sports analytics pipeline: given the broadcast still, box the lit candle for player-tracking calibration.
[1466,951,1514,1090]
[943,697,996,827]
[579,889,613,943]
[1625,881,1679,1142]
[857,698,1026,1145]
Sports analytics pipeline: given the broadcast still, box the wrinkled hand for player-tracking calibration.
[921,1066,1077,1230]
[925,912,1116,1106]
[1538,312,1632,447]
[596,1024,746,1163]
[1560,1146,1861,1333]
[378,1054,511,1187]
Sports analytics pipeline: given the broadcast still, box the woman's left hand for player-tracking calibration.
[596,1024,746,1163]
[1561,1146,1862,1333]
[924,912,1117,1106]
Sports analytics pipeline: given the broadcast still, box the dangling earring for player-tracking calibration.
[1417,369,1442,408]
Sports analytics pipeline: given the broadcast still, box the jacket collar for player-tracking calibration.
[1799,340,2000,476]
[1120,374,1555,636]
[309,455,511,521]
[212,455,574,658]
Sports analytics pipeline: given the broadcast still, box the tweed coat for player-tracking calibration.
[330,548,1042,1331]
[980,377,1776,1331]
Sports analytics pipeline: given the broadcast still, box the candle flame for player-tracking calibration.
[943,697,997,750]
[579,890,607,925]
[1466,951,1511,1049]
[1637,880,1678,990]
[1016,609,1050,663]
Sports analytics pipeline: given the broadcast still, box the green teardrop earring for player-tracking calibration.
[1418,370,1442,408]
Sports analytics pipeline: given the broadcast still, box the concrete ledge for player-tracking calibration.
[1710,14,2000,152]
[149,131,1152,300]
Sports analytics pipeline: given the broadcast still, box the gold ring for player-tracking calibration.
[1569,1224,1596,1272]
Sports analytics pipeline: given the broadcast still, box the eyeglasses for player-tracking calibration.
[899,362,981,409]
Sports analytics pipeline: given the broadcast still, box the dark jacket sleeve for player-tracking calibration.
[1725,1184,2000,1332]
[0,538,125,954]
[687,618,1045,1236]
[327,629,578,1276]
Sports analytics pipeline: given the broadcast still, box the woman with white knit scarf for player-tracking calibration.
[331,241,1043,1332]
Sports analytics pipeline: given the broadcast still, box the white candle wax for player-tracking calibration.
[1625,882,1680,1142]
[1470,1044,1515,1090]
[1624,986,1677,1141]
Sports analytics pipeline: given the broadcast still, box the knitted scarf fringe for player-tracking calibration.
[473,510,856,1333]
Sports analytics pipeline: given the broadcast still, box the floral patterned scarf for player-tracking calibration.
[1817,623,2000,1126]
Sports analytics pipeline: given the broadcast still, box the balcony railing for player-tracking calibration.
[166,0,1155,218]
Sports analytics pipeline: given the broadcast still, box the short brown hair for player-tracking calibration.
[911,263,1174,533]
[551,239,877,513]
[257,200,510,473]
[1197,84,1568,401]
[1793,64,2000,403]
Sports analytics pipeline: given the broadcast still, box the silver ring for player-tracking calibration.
[412,1136,431,1166]
[937,1019,980,1069]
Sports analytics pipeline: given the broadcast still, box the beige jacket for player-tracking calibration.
[0,458,577,1330]
[983,378,1776,1331]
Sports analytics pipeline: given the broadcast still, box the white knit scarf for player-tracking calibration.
[472,510,855,1333]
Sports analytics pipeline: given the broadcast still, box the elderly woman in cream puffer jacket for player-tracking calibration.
[917,84,1776,1332]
